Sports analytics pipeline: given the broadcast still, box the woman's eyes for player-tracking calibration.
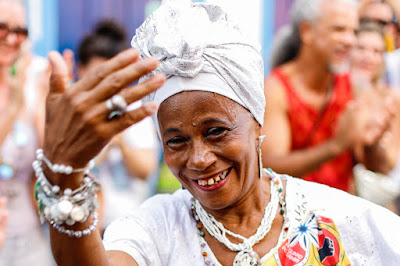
[165,127,228,148]
[206,127,227,138]
[166,137,188,148]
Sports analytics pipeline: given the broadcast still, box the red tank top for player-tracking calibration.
[272,68,354,192]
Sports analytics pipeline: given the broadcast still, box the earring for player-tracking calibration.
[257,135,266,179]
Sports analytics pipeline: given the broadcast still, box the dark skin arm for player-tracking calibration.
[261,75,366,177]
[43,49,165,265]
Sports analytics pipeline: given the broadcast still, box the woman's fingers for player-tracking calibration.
[117,74,165,105]
[88,57,160,103]
[43,49,162,170]
[82,74,164,125]
[107,101,159,133]
[62,49,75,83]
[48,51,70,94]
[73,49,140,94]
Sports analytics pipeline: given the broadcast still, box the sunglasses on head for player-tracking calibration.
[0,22,28,42]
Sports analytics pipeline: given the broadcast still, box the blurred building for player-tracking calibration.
[24,0,295,74]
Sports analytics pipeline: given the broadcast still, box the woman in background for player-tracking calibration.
[350,21,400,212]
[0,0,53,265]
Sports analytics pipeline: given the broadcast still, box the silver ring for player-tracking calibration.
[105,94,127,120]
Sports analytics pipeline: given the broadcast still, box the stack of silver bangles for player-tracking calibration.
[33,149,100,238]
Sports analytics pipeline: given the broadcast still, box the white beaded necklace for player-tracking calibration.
[192,171,284,265]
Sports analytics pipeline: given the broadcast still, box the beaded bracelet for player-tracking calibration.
[35,149,95,175]
[52,212,99,238]
[33,150,100,228]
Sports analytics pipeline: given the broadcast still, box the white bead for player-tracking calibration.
[70,206,85,222]
[83,177,91,184]
[52,185,60,194]
[65,166,73,175]
[32,160,41,170]
[57,200,73,217]
[59,165,66,173]
[43,186,50,194]
[44,206,51,217]
[89,160,95,169]
[52,164,60,173]
[73,193,83,202]
[64,188,72,196]
[36,149,44,159]
[50,204,60,219]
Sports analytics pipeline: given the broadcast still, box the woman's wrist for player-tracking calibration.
[37,149,94,189]
[328,137,348,158]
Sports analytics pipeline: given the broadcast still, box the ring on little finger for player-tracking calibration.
[105,94,128,120]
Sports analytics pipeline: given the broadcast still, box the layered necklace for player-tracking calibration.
[191,169,286,265]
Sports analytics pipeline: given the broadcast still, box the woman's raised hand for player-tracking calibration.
[43,49,165,184]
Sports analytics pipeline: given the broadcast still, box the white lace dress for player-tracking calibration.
[103,175,400,265]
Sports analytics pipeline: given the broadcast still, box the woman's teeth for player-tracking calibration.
[197,169,228,186]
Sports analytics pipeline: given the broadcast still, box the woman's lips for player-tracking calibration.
[194,168,231,191]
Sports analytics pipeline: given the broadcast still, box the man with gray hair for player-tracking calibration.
[261,0,394,193]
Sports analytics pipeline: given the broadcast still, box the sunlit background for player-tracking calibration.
[22,0,294,74]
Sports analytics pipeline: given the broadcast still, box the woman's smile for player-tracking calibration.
[193,167,231,191]
[159,90,261,209]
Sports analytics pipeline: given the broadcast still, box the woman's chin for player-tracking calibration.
[0,52,19,66]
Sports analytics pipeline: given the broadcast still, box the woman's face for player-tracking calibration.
[158,91,261,210]
[0,1,26,67]
[351,31,385,81]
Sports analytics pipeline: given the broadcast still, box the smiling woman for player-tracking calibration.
[39,0,400,265]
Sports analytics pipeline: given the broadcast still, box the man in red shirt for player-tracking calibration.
[261,0,394,193]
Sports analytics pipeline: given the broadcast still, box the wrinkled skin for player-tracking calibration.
[158,91,283,265]
[159,91,262,211]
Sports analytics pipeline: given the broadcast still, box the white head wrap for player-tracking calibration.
[131,0,265,127]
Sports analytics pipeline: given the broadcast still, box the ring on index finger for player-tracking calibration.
[105,94,128,120]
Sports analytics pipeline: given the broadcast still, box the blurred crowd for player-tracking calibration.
[0,0,400,264]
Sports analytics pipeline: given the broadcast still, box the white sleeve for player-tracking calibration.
[301,179,400,265]
[103,196,172,266]
[103,214,162,266]
[338,201,400,266]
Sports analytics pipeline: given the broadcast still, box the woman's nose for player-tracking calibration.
[186,141,217,171]
[5,32,19,45]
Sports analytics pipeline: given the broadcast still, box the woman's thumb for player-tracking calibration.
[48,51,69,93]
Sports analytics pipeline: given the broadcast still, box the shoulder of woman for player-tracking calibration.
[264,73,288,109]
[139,189,192,218]
[289,177,387,219]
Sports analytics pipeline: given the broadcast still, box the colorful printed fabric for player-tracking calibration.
[264,213,350,266]
[272,68,354,192]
